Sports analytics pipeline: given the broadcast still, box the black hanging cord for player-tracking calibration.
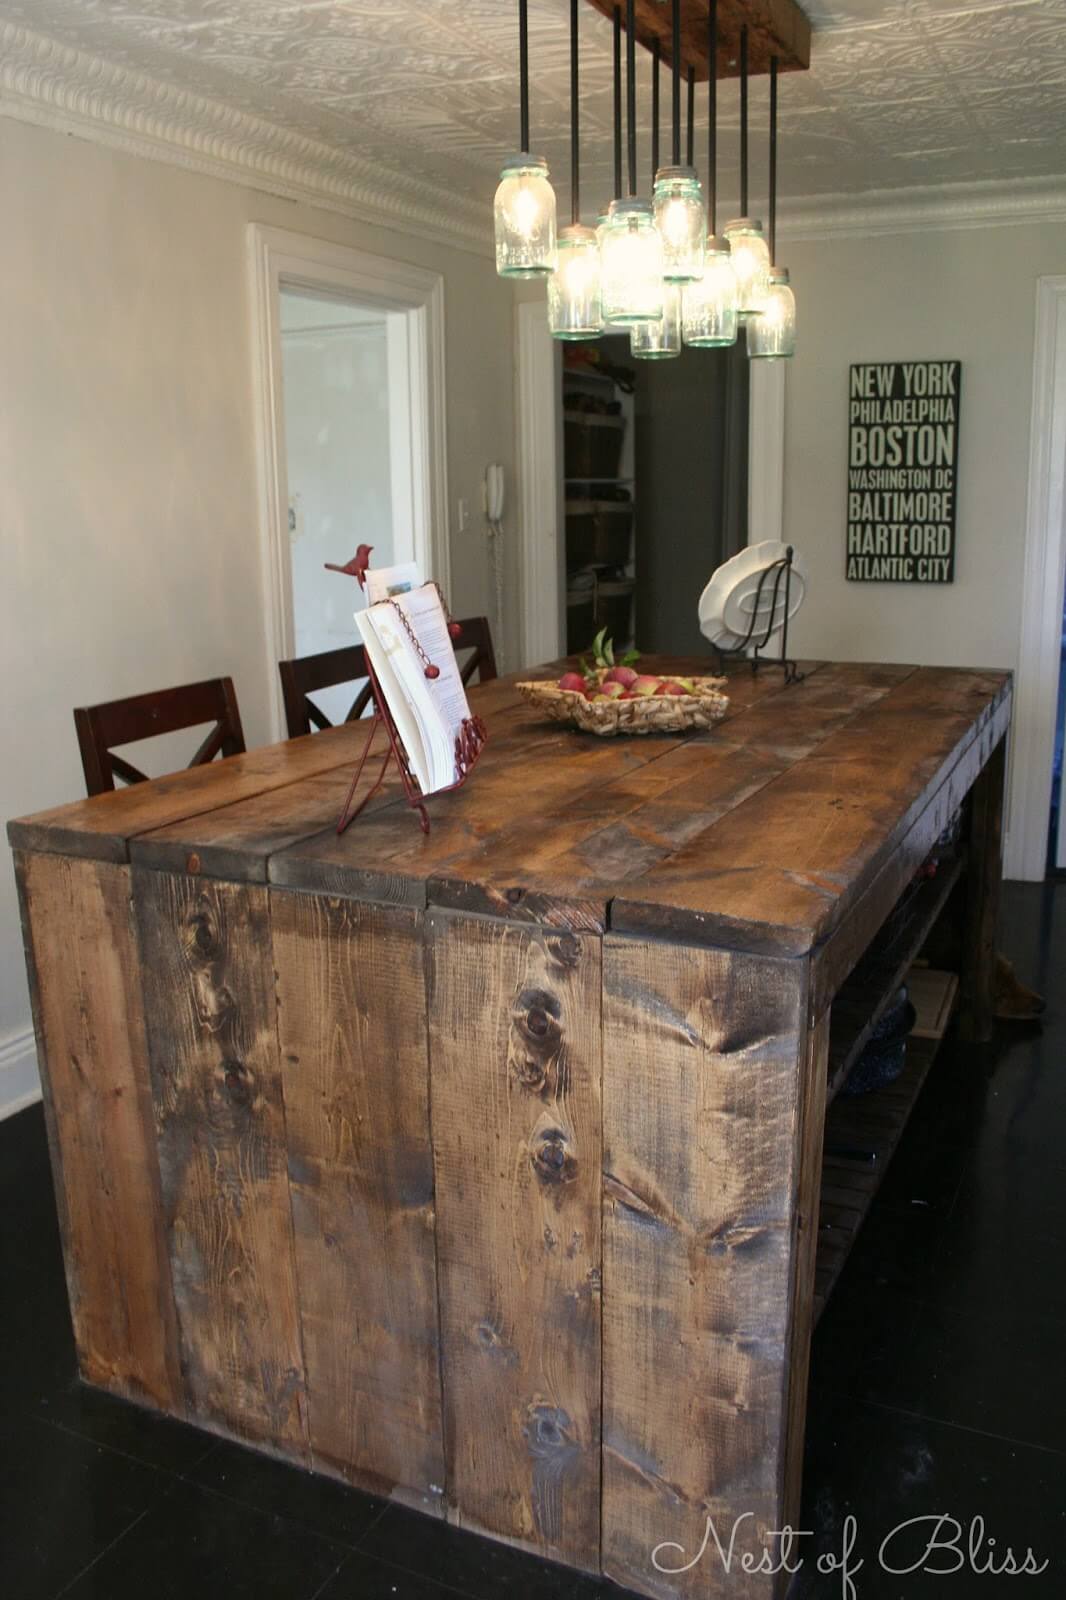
[769,54,778,261]
[570,0,580,222]
[671,0,682,166]
[740,23,749,215]
[519,0,530,152]
[708,0,718,233]
[686,67,695,166]
[613,6,623,199]
[652,37,660,182]
[626,0,637,195]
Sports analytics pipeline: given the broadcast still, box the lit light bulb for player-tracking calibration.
[683,237,738,348]
[652,167,705,283]
[511,185,542,240]
[599,199,664,324]
[661,199,693,246]
[747,267,796,359]
[494,155,557,278]
[723,217,771,317]
[548,224,604,341]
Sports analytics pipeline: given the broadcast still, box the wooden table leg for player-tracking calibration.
[958,736,1006,1043]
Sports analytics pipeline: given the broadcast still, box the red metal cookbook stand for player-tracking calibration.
[330,551,487,837]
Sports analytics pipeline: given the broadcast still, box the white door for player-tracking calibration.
[280,290,395,724]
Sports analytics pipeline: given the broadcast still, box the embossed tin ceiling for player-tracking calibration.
[2,0,1065,210]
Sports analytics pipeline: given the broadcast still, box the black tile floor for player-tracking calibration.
[2,880,1063,1599]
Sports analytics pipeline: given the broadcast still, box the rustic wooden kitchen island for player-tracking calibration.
[9,658,1009,1599]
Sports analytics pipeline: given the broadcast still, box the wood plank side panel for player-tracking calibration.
[271,890,444,1507]
[780,1011,829,1579]
[14,851,183,1411]
[602,937,809,1600]
[427,912,603,1569]
[132,868,309,1456]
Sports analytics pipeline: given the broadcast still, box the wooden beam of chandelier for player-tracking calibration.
[584,0,811,80]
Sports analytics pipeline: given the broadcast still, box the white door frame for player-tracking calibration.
[748,362,786,543]
[1005,274,1066,880]
[515,300,563,666]
[249,224,449,738]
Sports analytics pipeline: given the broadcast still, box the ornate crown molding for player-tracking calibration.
[781,174,1066,241]
[0,20,493,257]
[2,19,1065,253]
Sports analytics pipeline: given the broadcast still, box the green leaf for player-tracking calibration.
[604,636,615,666]
[621,648,641,667]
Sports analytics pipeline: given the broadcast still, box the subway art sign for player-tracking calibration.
[846,360,961,583]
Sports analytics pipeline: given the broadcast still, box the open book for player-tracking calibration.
[354,583,473,796]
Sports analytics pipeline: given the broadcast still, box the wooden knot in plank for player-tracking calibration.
[192,908,218,956]
[509,986,564,1094]
[523,1403,580,1544]
[530,1127,577,1188]
[475,1321,518,1366]
[221,1058,253,1106]
[547,933,581,969]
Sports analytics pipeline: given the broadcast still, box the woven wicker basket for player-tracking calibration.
[517,675,730,737]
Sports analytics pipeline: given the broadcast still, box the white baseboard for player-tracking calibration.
[0,1025,41,1120]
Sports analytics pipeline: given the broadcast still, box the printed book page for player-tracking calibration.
[353,583,472,795]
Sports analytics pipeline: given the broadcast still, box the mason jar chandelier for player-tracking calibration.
[494,0,795,365]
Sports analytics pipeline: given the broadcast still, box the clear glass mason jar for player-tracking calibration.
[747,267,796,359]
[594,212,623,332]
[630,284,682,359]
[723,216,771,318]
[682,236,739,348]
[652,166,706,283]
[548,224,604,340]
[494,155,557,278]
[599,198,665,325]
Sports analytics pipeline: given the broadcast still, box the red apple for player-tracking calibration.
[557,672,586,693]
[603,665,638,688]
[598,680,627,699]
[631,676,662,698]
[655,681,689,696]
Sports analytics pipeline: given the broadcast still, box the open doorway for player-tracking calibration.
[279,290,393,726]
[514,301,784,670]
[250,226,449,738]
[560,337,749,660]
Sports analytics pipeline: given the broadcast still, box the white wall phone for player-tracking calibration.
[484,463,506,670]
[485,462,505,525]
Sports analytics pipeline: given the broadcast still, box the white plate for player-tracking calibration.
[698,542,808,650]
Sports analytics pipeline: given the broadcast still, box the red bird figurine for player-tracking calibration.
[325,544,374,589]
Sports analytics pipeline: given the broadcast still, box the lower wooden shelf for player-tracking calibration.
[813,980,955,1323]
[825,853,964,1105]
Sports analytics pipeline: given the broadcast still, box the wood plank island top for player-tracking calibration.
[9,658,1011,958]
[10,657,1011,1599]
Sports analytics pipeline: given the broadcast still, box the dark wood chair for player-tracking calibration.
[74,677,246,796]
[279,617,498,739]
